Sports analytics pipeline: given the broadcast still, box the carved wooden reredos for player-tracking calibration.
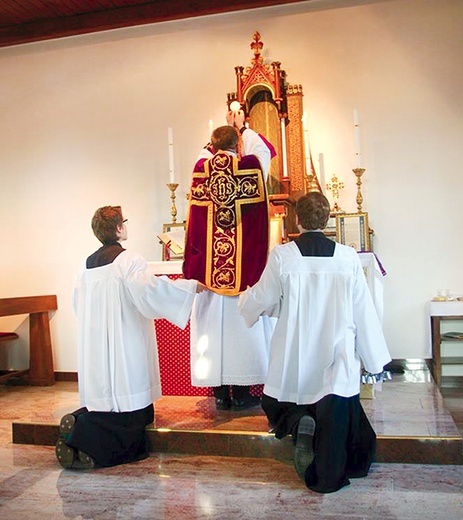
[227,31,321,240]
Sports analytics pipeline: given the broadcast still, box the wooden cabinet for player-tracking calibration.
[430,301,463,386]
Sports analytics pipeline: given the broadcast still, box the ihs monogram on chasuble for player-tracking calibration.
[190,152,266,292]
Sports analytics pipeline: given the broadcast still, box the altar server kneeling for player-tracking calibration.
[238,192,391,493]
[56,205,204,469]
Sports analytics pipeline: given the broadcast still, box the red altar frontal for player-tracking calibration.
[149,262,264,397]
[154,309,210,396]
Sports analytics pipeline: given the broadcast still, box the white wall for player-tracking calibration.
[0,0,462,371]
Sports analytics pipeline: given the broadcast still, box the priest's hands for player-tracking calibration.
[226,110,234,126]
[226,109,245,129]
[234,109,245,129]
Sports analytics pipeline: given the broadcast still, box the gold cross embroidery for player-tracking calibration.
[190,152,266,294]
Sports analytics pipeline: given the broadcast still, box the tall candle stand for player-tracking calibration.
[166,183,179,223]
[352,168,365,213]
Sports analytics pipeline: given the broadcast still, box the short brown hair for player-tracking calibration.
[211,126,238,153]
[91,206,123,244]
[296,192,331,230]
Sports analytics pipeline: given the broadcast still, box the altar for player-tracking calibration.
[149,252,385,396]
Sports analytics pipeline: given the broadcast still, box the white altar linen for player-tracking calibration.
[429,300,463,317]
[358,252,385,323]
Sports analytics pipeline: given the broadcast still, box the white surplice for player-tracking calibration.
[189,128,274,387]
[190,293,274,386]
[73,250,197,412]
[238,241,391,404]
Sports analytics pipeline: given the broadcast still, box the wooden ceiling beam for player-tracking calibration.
[0,0,310,48]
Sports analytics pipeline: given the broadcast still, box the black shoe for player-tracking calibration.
[230,395,261,411]
[215,398,231,410]
[294,415,316,481]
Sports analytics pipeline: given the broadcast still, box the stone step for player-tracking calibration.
[12,421,463,466]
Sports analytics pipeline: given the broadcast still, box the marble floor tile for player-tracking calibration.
[1,372,463,519]
[0,446,462,519]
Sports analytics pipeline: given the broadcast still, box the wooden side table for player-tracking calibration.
[429,300,463,387]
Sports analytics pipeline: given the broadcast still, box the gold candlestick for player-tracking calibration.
[166,183,179,223]
[352,168,365,213]
[326,174,345,212]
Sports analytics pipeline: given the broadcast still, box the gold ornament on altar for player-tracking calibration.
[306,172,322,193]
[166,183,179,223]
[326,175,345,212]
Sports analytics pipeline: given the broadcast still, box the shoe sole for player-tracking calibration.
[55,438,76,469]
[59,414,76,439]
[294,415,316,481]
[77,450,95,469]
[56,438,95,470]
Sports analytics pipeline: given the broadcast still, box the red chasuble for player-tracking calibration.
[183,151,269,296]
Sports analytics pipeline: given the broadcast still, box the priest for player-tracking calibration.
[183,110,274,410]
[238,192,391,492]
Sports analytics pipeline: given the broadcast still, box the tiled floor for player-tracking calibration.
[1,372,463,519]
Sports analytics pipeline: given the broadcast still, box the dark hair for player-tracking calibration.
[91,206,123,244]
[211,126,238,153]
[296,192,331,230]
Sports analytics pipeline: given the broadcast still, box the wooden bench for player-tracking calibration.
[0,295,58,386]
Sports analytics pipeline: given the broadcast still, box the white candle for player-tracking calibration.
[168,127,175,183]
[353,109,361,168]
